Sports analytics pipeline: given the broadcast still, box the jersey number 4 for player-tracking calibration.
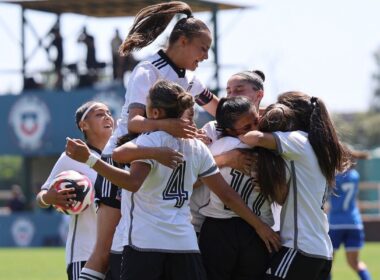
[162,161,188,208]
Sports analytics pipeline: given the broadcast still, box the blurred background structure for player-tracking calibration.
[0,0,380,247]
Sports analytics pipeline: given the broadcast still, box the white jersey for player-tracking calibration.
[200,136,273,226]
[273,131,333,260]
[121,131,219,252]
[41,148,99,265]
[201,120,221,143]
[112,162,133,253]
[103,50,213,155]
[189,120,221,232]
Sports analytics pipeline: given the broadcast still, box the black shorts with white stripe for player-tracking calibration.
[94,156,123,209]
[67,261,86,280]
[265,247,332,280]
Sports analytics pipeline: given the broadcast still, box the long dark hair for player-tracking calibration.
[277,91,351,187]
[215,96,256,138]
[119,1,209,55]
[255,103,295,203]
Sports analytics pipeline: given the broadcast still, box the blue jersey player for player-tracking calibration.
[328,150,372,280]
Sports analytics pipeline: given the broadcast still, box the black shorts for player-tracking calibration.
[120,246,207,280]
[105,251,122,280]
[265,246,332,280]
[199,216,270,280]
[94,156,123,209]
[67,261,86,280]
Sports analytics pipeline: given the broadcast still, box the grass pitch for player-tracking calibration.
[0,243,379,279]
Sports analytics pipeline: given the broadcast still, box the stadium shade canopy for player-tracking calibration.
[3,0,249,17]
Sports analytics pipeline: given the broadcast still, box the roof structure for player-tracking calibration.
[2,0,254,94]
[3,0,248,17]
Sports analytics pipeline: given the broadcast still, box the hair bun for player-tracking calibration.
[253,70,265,82]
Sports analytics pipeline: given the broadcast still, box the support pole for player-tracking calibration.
[21,7,26,88]
[211,4,220,96]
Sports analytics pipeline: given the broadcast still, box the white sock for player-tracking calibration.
[79,267,106,280]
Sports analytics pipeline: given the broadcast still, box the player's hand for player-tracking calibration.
[161,118,197,139]
[153,147,184,169]
[222,148,255,175]
[65,137,91,163]
[195,129,212,145]
[255,221,281,253]
[43,187,76,208]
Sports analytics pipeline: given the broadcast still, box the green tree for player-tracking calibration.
[334,112,380,149]
[0,156,23,188]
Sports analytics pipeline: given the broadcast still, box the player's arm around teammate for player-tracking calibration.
[84,2,219,279]
[204,70,265,174]
[239,94,351,280]
[198,96,276,280]
[66,80,281,280]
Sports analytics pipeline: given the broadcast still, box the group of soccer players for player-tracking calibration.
[37,1,372,280]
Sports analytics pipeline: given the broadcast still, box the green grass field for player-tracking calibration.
[0,243,379,280]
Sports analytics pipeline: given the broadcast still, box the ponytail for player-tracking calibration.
[277,92,351,188]
[308,97,350,186]
[119,1,193,55]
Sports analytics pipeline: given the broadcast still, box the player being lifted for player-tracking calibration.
[82,2,218,279]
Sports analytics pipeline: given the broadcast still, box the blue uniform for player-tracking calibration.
[328,169,364,251]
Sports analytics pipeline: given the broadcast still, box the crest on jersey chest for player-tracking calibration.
[8,95,50,150]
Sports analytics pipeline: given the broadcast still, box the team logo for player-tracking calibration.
[11,218,35,247]
[93,91,123,120]
[9,95,50,150]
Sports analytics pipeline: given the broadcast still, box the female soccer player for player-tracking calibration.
[203,69,265,145]
[328,150,372,280]
[190,69,280,233]
[66,80,281,280]
[86,2,218,279]
[36,101,114,280]
[239,92,350,280]
[199,96,274,280]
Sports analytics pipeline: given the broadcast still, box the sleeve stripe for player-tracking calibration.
[272,132,283,154]
[199,164,219,178]
[195,89,213,106]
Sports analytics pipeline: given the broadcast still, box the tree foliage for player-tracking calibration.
[334,112,380,149]
[0,156,23,188]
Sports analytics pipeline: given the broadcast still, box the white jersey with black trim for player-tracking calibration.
[273,131,333,260]
[41,150,99,266]
[103,50,214,155]
[200,136,274,226]
[201,120,222,144]
[112,154,134,253]
[121,131,219,252]
[189,120,220,232]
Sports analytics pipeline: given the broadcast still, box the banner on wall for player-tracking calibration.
[0,85,124,156]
